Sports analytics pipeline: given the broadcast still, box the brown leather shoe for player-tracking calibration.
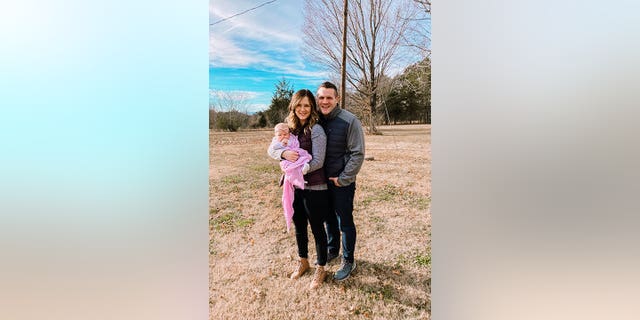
[309,266,326,289]
[290,258,310,280]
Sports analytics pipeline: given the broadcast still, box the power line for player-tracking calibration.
[210,0,278,26]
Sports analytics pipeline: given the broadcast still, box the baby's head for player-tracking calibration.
[274,123,290,142]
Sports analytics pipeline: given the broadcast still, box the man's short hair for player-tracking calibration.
[319,81,339,97]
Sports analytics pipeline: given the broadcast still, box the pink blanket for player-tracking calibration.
[280,135,312,232]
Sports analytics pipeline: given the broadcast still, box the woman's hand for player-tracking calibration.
[282,150,299,162]
[328,177,341,187]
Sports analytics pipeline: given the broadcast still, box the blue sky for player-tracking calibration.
[209,0,328,113]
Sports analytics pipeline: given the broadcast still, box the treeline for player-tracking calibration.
[386,57,431,125]
[210,57,430,132]
[351,56,431,127]
[208,109,265,132]
[208,78,292,132]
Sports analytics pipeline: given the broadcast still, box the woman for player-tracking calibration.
[268,89,329,289]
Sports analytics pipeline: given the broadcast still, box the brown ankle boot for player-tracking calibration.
[309,266,327,289]
[290,258,310,280]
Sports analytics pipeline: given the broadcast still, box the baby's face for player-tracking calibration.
[276,129,290,142]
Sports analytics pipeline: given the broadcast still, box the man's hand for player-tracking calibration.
[328,177,341,187]
[302,163,310,175]
[282,150,299,161]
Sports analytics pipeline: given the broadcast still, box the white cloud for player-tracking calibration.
[209,89,271,113]
[210,0,302,43]
[209,89,261,101]
[209,35,267,67]
[247,103,269,113]
[209,0,324,79]
[277,63,329,79]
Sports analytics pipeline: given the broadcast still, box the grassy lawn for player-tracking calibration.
[210,124,431,320]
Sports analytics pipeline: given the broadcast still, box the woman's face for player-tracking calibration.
[294,96,312,123]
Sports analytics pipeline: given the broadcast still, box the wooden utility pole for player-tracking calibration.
[340,0,348,109]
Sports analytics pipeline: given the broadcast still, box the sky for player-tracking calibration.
[209,0,328,113]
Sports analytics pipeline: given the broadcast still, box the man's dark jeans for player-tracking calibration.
[325,182,357,263]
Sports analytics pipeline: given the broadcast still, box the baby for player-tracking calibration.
[268,123,312,232]
[269,123,311,176]
[271,122,292,149]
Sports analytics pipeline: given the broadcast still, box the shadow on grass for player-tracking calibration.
[330,259,431,314]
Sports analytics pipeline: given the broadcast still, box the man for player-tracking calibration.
[316,81,365,281]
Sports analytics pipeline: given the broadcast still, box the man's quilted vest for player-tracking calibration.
[322,112,349,178]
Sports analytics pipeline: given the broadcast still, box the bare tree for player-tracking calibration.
[210,91,251,131]
[210,90,251,113]
[303,0,422,133]
[414,0,431,14]
[404,0,431,56]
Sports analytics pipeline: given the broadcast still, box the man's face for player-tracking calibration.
[316,87,339,116]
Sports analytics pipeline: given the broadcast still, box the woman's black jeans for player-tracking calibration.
[292,188,329,266]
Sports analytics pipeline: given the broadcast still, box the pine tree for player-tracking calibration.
[264,78,294,126]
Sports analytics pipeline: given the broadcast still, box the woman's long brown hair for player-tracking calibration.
[286,89,319,136]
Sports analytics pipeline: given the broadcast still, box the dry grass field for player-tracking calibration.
[210,124,431,320]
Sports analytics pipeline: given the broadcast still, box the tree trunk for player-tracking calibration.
[340,0,348,110]
[368,91,377,133]
[369,23,377,134]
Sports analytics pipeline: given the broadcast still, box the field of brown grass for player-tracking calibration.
[210,124,431,320]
